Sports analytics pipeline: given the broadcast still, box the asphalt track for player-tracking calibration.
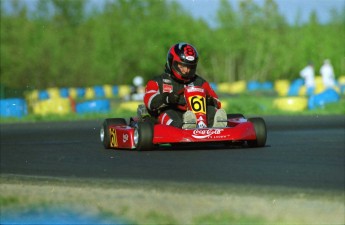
[1,116,344,191]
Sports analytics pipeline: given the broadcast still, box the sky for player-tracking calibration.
[174,0,345,25]
[4,0,345,25]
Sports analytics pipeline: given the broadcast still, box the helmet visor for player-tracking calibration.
[172,61,197,79]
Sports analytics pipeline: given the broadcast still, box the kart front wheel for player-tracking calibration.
[101,118,127,149]
[134,121,154,151]
[247,117,267,147]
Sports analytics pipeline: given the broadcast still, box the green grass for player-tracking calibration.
[1,175,344,225]
[193,212,266,225]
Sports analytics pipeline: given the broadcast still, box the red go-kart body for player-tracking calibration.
[100,86,267,150]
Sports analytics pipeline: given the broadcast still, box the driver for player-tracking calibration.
[143,42,227,129]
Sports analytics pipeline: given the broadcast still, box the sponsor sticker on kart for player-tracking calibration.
[163,79,171,84]
[197,121,207,128]
[192,129,225,139]
[110,128,118,147]
[163,84,173,93]
[187,95,206,114]
[186,56,195,61]
[186,87,204,93]
[123,133,128,143]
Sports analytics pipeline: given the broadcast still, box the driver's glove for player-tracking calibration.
[206,96,217,106]
[162,92,180,105]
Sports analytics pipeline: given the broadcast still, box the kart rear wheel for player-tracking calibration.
[247,117,267,147]
[135,121,154,151]
[101,118,127,149]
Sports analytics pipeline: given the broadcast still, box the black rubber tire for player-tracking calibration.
[136,120,154,151]
[247,117,267,147]
[101,118,127,149]
[227,114,245,119]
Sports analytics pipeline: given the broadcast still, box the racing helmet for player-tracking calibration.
[166,42,199,82]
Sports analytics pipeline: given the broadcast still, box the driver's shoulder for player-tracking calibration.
[193,74,207,85]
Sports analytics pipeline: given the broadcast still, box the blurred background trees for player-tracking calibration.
[1,0,344,90]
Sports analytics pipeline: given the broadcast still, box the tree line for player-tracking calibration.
[1,0,344,90]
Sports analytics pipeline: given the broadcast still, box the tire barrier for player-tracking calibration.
[118,85,131,98]
[26,78,344,105]
[94,86,105,98]
[273,97,308,112]
[38,90,50,100]
[75,99,110,114]
[287,79,304,96]
[0,98,28,118]
[314,76,326,95]
[76,87,86,98]
[274,80,290,96]
[38,88,69,100]
[33,97,72,116]
[67,86,119,99]
[84,87,95,100]
[60,88,69,98]
[218,81,247,94]
[247,81,274,91]
[229,80,247,94]
[217,82,231,94]
[308,89,340,110]
[103,85,112,98]
[247,81,262,91]
[112,85,119,96]
[298,85,307,96]
[4,79,343,119]
[25,90,39,102]
[68,88,78,99]
[47,87,61,99]
[117,101,143,112]
[261,81,274,91]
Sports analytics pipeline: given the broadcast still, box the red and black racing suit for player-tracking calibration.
[144,72,222,128]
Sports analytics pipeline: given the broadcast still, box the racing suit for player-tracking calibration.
[144,71,222,128]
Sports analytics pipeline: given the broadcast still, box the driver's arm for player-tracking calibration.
[144,80,164,111]
[144,79,184,113]
[202,82,222,109]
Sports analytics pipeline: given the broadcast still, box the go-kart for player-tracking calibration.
[100,86,267,150]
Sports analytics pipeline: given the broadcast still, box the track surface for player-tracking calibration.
[1,116,344,191]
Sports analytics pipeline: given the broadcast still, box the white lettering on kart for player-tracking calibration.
[192,129,225,139]
[186,87,204,93]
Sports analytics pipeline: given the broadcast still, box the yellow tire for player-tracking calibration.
[273,97,308,112]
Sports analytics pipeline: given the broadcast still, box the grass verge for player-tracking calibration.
[1,175,344,225]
